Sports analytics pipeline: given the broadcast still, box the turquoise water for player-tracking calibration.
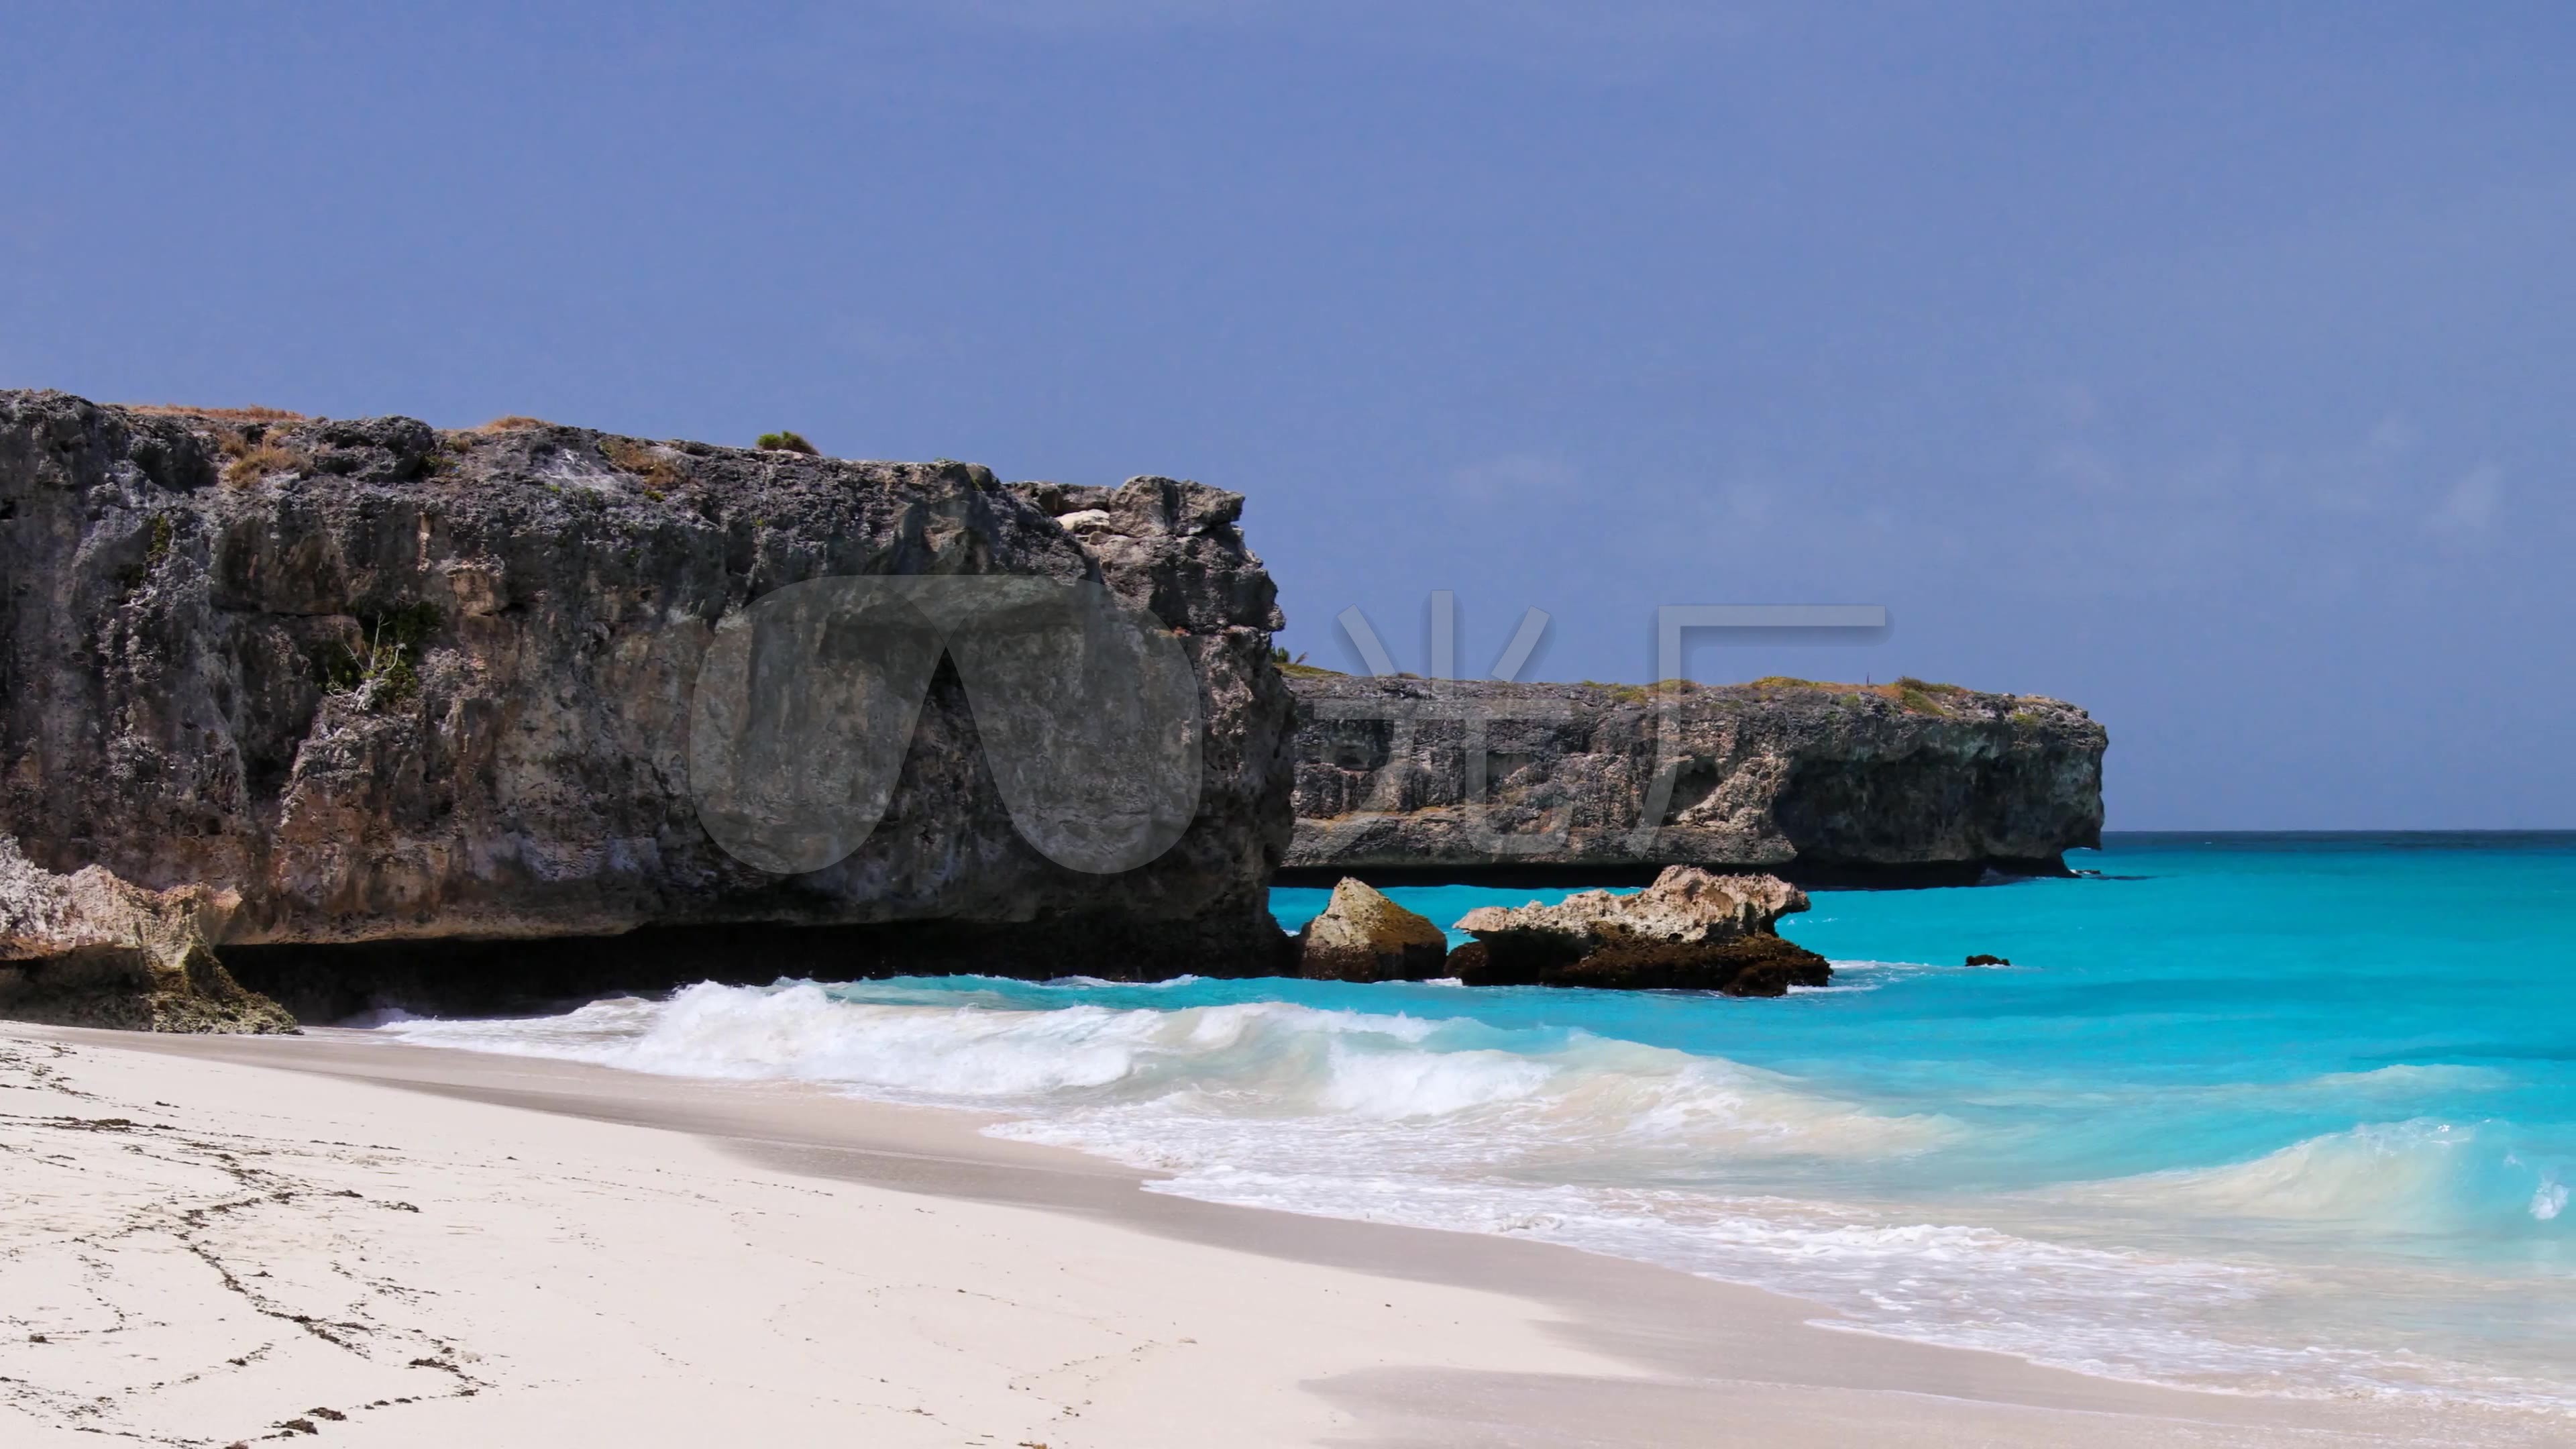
[369,834,2576,1412]
[1277,834,2576,1222]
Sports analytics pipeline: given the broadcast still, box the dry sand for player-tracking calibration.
[0,1024,2558,1448]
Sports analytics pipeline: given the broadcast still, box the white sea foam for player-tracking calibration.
[1808,957,1987,991]
[360,983,2576,1417]
[376,983,1946,1156]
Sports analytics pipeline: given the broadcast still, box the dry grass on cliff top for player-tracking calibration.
[108,402,315,486]
[1302,672,1987,715]
[600,437,692,494]
[217,436,309,488]
[1566,676,1973,714]
[1751,676,1972,712]
[121,402,307,422]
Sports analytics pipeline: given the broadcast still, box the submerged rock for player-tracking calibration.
[1447,865,1830,996]
[0,838,295,1032]
[1294,877,1448,982]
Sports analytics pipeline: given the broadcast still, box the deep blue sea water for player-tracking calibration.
[366,834,2576,1411]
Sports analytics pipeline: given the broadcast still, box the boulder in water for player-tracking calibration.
[1448,865,1829,996]
[1295,878,1450,982]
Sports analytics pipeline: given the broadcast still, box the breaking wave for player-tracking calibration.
[377,981,1948,1160]
[2074,1118,2573,1232]
[362,977,2576,1415]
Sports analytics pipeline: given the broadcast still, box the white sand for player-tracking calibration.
[0,1026,1642,1447]
[1,1024,2561,1448]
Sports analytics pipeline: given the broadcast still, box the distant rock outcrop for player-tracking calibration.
[1446,865,1830,996]
[1287,674,2106,883]
[0,391,1299,1025]
[1293,877,1449,982]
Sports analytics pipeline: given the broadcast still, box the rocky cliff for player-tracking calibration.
[1286,674,2104,883]
[0,391,1297,1020]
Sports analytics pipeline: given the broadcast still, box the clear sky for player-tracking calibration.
[5,3,2569,829]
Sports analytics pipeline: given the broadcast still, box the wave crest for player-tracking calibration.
[370,980,1949,1161]
[2078,1118,2571,1231]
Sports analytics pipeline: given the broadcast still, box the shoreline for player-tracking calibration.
[3,1024,2558,1446]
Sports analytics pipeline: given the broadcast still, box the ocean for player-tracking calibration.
[360,833,2576,1413]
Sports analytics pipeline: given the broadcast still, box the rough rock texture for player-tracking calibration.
[0,391,1299,1021]
[0,837,296,1031]
[1446,865,1831,996]
[1287,674,2106,883]
[1452,867,1809,946]
[1293,877,1449,982]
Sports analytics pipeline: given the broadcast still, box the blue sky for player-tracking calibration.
[5,3,2570,828]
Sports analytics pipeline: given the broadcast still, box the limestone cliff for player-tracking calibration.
[1286,674,2104,883]
[0,391,1297,1019]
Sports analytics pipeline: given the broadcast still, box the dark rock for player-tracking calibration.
[1293,877,1448,982]
[1965,953,2010,966]
[1287,674,2104,883]
[1477,936,1831,996]
[1448,936,1828,994]
[0,391,1299,1024]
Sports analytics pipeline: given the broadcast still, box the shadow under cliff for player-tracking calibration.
[1271,855,2074,893]
[225,914,1297,1026]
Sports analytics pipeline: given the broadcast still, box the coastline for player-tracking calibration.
[5,1024,2555,1448]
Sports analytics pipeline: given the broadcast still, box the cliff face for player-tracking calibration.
[1286,674,2104,882]
[0,391,1296,1015]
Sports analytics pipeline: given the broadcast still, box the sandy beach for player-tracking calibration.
[0,1024,2552,1448]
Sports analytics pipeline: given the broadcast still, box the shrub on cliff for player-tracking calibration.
[756,430,819,455]
[323,602,443,710]
[1891,676,1965,714]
